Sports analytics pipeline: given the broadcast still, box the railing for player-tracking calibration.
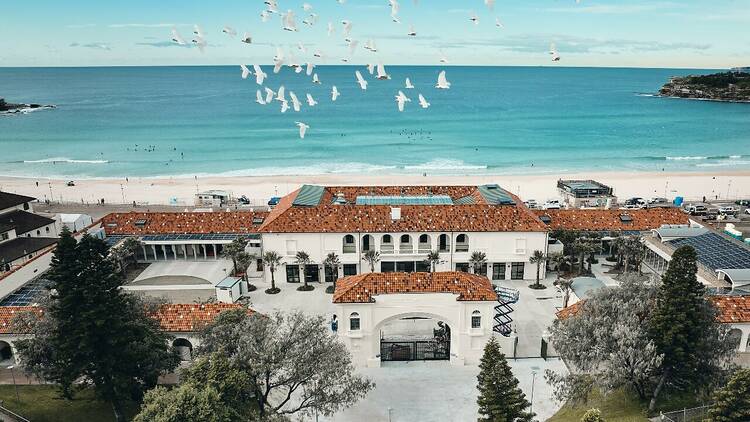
[398,245,414,254]
[493,286,519,337]
[342,245,356,254]
[417,246,431,254]
[0,403,31,422]
[455,244,469,252]
[380,340,450,361]
[658,405,711,422]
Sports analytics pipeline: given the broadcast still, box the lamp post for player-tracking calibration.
[530,366,539,414]
[7,365,19,404]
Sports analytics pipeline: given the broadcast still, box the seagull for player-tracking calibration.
[295,66,303,74]
[390,0,400,16]
[436,70,451,89]
[364,39,378,52]
[260,11,271,22]
[280,100,289,113]
[306,93,318,106]
[367,63,375,75]
[276,85,286,102]
[222,26,237,37]
[273,47,284,73]
[348,40,359,56]
[405,78,414,89]
[550,43,560,61]
[305,62,315,76]
[283,10,298,31]
[376,63,391,80]
[355,70,368,90]
[312,73,321,84]
[193,25,205,38]
[313,50,324,58]
[191,36,207,52]
[171,28,187,45]
[241,32,252,44]
[289,91,301,111]
[264,87,275,103]
[253,64,267,85]
[295,122,309,139]
[266,0,279,14]
[341,20,353,38]
[485,0,495,10]
[240,64,251,80]
[303,3,313,11]
[418,93,430,109]
[303,13,318,26]
[256,90,266,105]
[439,51,449,64]
[469,11,479,25]
[407,24,416,36]
[327,22,335,36]
[331,85,340,101]
[395,90,411,112]
[495,17,504,28]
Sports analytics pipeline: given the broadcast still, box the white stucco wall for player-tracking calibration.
[335,293,499,367]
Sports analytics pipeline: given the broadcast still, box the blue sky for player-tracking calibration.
[2,0,748,68]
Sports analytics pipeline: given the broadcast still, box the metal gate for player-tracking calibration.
[380,340,450,361]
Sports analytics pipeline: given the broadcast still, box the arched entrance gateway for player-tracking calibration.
[0,341,14,364]
[333,272,506,367]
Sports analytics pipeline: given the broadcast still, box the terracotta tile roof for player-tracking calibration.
[710,296,750,323]
[102,211,269,235]
[0,306,43,334]
[534,208,689,232]
[332,271,498,303]
[150,303,254,332]
[555,301,584,320]
[323,186,486,204]
[0,304,253,334]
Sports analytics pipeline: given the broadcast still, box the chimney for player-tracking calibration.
[390,207,401,220]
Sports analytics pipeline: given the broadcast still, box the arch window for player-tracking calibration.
[471,310,482,329]
[361,234,374,252]
[455,234,469,252]
[172,338,194,361]
[381,234,394,253]
[729,328,743,350]
[399,234,413,253]
[350,312,361,331]
[343,234,356,254]
[418,234,431,252]
[438,234,450,252]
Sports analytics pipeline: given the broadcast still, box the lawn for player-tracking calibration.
[0,385,140,422]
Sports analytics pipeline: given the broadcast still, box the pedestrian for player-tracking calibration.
[331,314,338,333]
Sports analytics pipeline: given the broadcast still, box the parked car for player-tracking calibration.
[524,199,538,209]
[238,195,250,205]
[268,196,281,207]
[735,199,750,206]
[718,206,738,216]
[648,197,669,205]
[66,180,75,186]
[542,199,561,210]
[685,204,708,216]
[624,197,647,208]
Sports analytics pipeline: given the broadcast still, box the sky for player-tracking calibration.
[1,0,749,68]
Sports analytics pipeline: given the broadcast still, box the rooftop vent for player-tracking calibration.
[539,215,552,224]
[134,219,148,227]
[391,207,401,221]
[252,216,265,225]
[333,192,347,205]
[619,214,633,223]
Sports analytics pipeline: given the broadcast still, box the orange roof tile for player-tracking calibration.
[710,296,750,323]
[332,271,498,303]
[555,301,585,320]
[102,211,269,235]
[535,208,689,232]
[150,303,254,332]
[0,306,43,334]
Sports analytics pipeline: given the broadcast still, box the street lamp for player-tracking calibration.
[7,364,19,404]
[530,366,540,414]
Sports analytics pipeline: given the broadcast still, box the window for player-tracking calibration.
[416,260,430,272]
[382,234,392,244]
[455,263,469,273]
[515,238,527,254]
[23,203,29,210]
[400,234,411,243]
[399,234,413,253]
[418,234,431,252]
[286,266,300,283]
[343,264,357,276]
[455,234,469,252]
[396,261,415,273]
[381,261,395,272]
[492,263,506,280]
[325,266,338,283]
[350,313,360,331]
[471,311,481,329]
[419,234,429,243]
[438,234,450,252]
[475,263,488,277]
[1,232,8,241]
[285,240,297,255]
[381,234,393,252]
[36,230,40,236]
[304,265,320,283]
[343,234,356,253]
[45,227,50,233]
[362,234,373,252]
[511,262,524,280]
[256,259,263,272]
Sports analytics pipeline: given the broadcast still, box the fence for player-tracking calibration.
[0,402,30,422]
[658,404,711,422]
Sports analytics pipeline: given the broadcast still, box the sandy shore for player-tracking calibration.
[0,171,748,207]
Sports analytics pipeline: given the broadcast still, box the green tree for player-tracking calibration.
[529,250,547,288]
[262,250,282,294]
[554,276,575,308]
[323,252,341,294]
[573,239,596,275]
[135,385,237,422]
[197,309,374,419]
[708,369,750,422]
[235,251,256,290]
[469,251,487,275]
[364,249,380,273]
[16,232,179,422]
[425,250,441,272]
[648,245,734,411]
[477,337,534,422]
[109,237,142,276]
[294,250,314,291]
[580,408,605,422]
[222,238,248,277]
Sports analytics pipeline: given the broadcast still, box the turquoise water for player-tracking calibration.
[0,66,748,179]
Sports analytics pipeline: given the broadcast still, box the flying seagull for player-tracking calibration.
[222,26,237,37]
[276,85,286,102]
[283,10,298,31]
[253,64,267,85]
[376,63,391,80]
[280,100,289,113]
[289,91,301,112]
[418,93,430,109]
[171,28,187,45]
[295,122,309,139]
[407,24,416,36]
[256,89,266,105]
[550,43,560,61]
[327,22,335,36]
[355,70,368,90]
[435,70,451,89]
[264,87,275,103]
[341,20,353,38]
[469,11,479,25]
[306,62,315,76]
[395,90,411,112]
[241,33,252,44]
[495,17,504,28]
[240,64,251,80]
[312,73,321,84]
[306,93,318,106]
[367,63,375,75]
[331,85,340,101]
[405,78,414,89]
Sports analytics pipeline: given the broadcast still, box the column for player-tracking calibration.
[192,244,197,260]
[203,245,207,260]
[141,245,147,261]
[213,244,218,260]
[183,244,188,260]
[162,246,168,260]
[151,245,158,261]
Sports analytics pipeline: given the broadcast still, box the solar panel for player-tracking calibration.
[454,196,476,205]
[138,233,258,242]
[0,272,51,306]
[355,195,453,206]
[539,215,552,224]
[293,184,326,207]
[477,184,516,205]
[668,232,750,271]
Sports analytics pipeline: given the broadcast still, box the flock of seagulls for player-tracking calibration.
[170,0,574,139]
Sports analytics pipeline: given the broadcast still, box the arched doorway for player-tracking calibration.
[0,341,14,364]
[172,338,193,361]
[729,328,743,351]
[375,313,455,362]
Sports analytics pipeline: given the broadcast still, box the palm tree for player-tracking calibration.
[529,250,547,288]
[425,250,441,272]
[573,239,596,275]
[626,236,646,275]
[548,252,566,274]
[554,276,575,308]
[222,237,248,277]
[323,252,341,294]
[294,251,313,291]
[468,251,487,275]
[262,251,282,294]
[364,249,380,273]
[234,251,256,291]
[109,237,143,276]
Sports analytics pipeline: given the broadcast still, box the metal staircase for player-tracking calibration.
[493,286,519,337]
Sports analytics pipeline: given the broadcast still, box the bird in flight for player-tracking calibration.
[295,122,310,139]
[436,70,451,89]
[395,90,411,112]
[355,70,368,90]
[418,94,430,109]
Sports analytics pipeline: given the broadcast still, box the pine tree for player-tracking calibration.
[477,337,534,422]
[708,369,750,422]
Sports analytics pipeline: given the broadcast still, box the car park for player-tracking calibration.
[719,206,738,216]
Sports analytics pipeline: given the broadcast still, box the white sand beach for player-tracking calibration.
[0,171,748,208]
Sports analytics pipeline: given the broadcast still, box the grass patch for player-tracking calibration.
[0,385,139,422]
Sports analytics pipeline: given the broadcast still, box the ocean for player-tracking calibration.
[1,65,748,179]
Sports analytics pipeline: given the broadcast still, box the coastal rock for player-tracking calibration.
[0,98,56,114]
[657,71,750,103]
